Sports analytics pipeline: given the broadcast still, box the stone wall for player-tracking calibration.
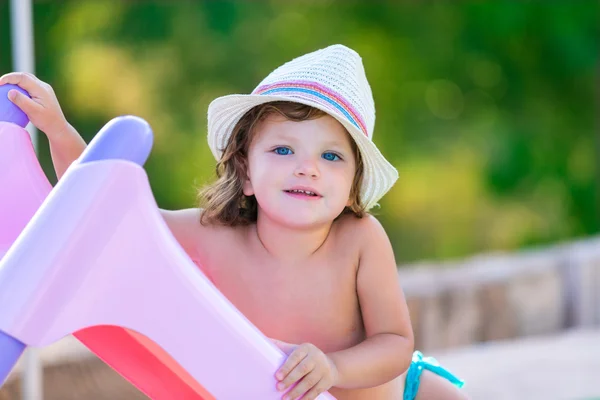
[402,236,600,352]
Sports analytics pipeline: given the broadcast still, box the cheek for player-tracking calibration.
[256,154,291,176]
[248,159,284,193]
[335,166,356,194]
[344,161,358,193]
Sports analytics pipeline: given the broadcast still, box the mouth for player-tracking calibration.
[283,188,322,198]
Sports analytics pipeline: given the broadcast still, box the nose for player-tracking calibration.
[294,157,320,179]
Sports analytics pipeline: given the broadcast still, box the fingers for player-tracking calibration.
[0,72,34,87]
[7,88,42,115]
[0,72,48,97]
[283,372,323,400]
[0,72,66,135]
[300,378,328,400]
[279,356,315,389]
[275,343,335,399]
[276,344,310,381]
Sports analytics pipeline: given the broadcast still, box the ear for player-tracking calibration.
[243,179,254,196]
[242,167,254,196]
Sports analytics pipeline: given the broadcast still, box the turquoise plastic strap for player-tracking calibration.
[404,351,465,400]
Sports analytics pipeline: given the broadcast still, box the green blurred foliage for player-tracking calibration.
[0,1,598,264]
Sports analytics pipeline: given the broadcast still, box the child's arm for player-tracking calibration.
[327,215,414,387]
[0,73,202,261]
[0,73,86,179]
[46,122,86,180]
[275,215,414,399]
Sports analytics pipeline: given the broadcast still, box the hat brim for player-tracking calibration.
[207,94,398,210]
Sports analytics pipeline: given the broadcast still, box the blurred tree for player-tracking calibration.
[0,1,597,264]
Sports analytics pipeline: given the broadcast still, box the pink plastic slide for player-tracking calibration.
[0,84,335,399]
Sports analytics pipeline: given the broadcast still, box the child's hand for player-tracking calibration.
[0,72,70,138]
[273,340,338,400]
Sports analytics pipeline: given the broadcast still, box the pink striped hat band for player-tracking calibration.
[253,81,369,138]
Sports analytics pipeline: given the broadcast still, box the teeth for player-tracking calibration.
[289,189,316,196]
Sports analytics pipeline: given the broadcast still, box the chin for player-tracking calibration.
[257,195,348,228]
[261,207,333,230]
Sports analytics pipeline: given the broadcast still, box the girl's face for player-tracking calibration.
[243,113,357,229]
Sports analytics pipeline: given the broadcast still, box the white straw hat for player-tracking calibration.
[207,44,398,210]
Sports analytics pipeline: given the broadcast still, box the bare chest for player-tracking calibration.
[204,242,363,351]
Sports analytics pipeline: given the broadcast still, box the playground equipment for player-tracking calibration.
[0,84,334,399]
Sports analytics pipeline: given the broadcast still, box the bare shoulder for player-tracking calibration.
[333,213,389,247]
[160,207,201,228]
[159,208,236,261]
[337,213,398,276]
[327,214,393,272]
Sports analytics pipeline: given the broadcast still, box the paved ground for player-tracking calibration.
[2,328,599,399]
[431,328,600,400]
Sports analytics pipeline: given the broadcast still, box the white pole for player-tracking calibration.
[10,0,37,151]
[10,0,43,399]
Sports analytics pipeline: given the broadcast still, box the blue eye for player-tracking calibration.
[274,147,292,155]
[322,152,340,161]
